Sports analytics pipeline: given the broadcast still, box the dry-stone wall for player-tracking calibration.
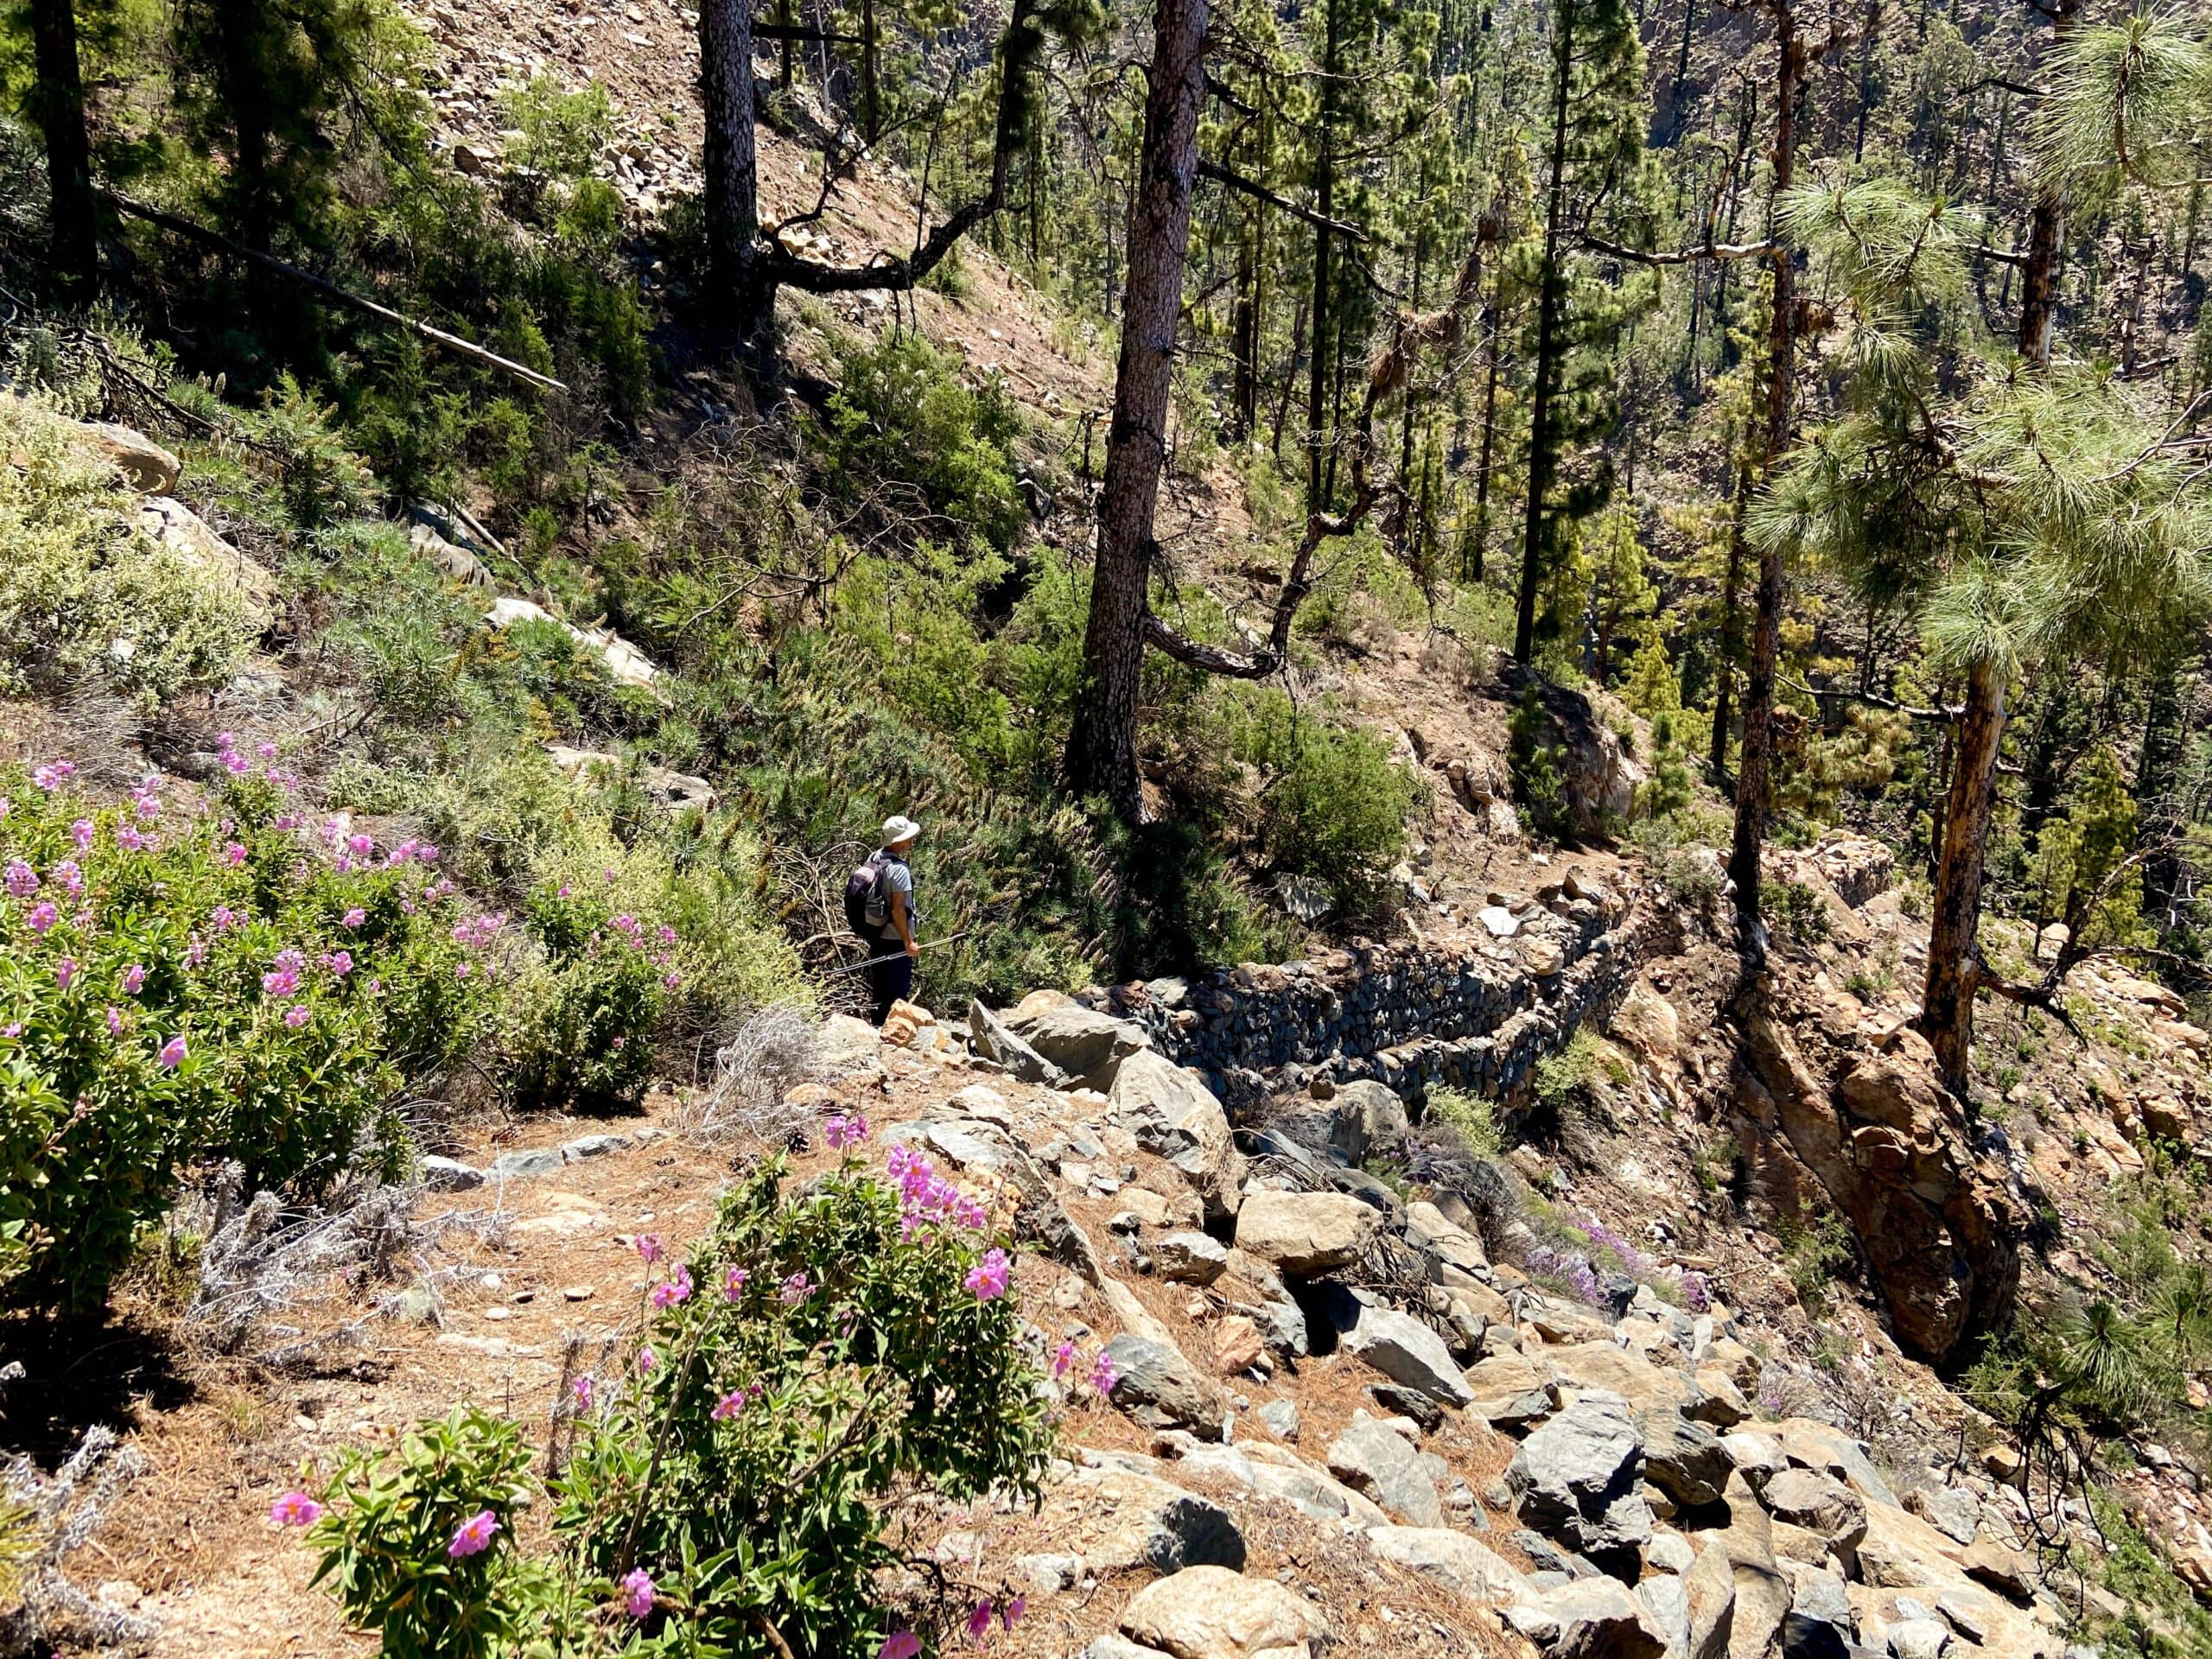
[1074,871,1679,1107]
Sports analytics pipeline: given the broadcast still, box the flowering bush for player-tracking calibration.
[0,759,486,1312]
[306,1135,1058,1656]
[495,883,675,1113]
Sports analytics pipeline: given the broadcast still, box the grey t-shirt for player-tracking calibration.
[878,854,916,941]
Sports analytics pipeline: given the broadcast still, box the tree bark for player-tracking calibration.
[29,0,96,296]
[1709,456,1750,783]
[2015,0,2077,364]
[1305,0,1342,515]
[1061,0,1208,816]
[1922,657,2008,1093]
[1725,0,1802,950]
[1469,272,1503,583]
[1514,0,1575,664]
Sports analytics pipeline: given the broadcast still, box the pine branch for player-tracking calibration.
[1197,159,1370,241]
[1581,230,1777,265]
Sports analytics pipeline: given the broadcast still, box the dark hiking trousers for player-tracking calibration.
[868,950,913,1025]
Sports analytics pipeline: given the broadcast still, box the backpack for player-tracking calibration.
[842,851,892,938]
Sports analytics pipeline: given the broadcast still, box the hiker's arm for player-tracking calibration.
[892,887,918,954]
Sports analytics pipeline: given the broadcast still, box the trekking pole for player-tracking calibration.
[822,933,970,976]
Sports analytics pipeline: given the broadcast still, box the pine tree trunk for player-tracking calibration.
[861,0,880,141]
[702,0,773,359]
[2139,664,2188,938]
[2016,0,2077,364]
[1469,276,1503,583]
[1062,0,1207,817]
[1709,458,1749,783]
[29,0,96,296]
[1306,0,1341,515]
[1726,0,1801,947]
[1514,0,1574,664]
[1922,657,2007,1093]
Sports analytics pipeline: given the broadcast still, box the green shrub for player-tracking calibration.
[1232,690,1415,918]
[0,397,261,703]
[1532,1026,1604,1112]
[1778,1210,1854,1315]
[0,759,486,1313]
[307,1143,1067,1657]
[1427,1085,1502,1157]
[496,884,671,1113]
[1508,678,1570,840]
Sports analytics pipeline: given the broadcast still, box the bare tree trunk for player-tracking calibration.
[1709,457,1749,783]
[1469,276,1503,583]
[1306,0,1342,514]
[701,0,772,354]
[1922,657,2007,1093]
[1726,0,1802,950]
[29,0,96,296]
[1062,0,1208,816]
[861,0,880,141]
[2016,0,2077,363]
[1514,3,1575,664]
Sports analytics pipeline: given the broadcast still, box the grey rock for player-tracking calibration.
[1683,1543,1737,1659]
[1910,1486,1983,1546]
[1762,1469,1869,1551]
[1327,1411,1444,1527]
[1523,1575,1669,1659]
[1647,1532,1697,1575]
[384,1283,441,1325]
[1888,1620,1951,1659]
[1017,1552,1084,1592]
[968,1000,1070,1086]
[1330,1080,1411,1165]
[1084,1637,1171,1659]
[1068,1468,1246,1573]
[1637,1573,1693,1659]
[562,1133,632,1161]
[1781,1566,1856,1659]
[1154,1231,1231,1286]
[1508,1392,1645,1534]
[1637,1408,1736,1508]
[489,1147,565,1180]
[1933,1593,1988,1643]
[1365,1527,1531,1605]
[1256,1399,1300,1441]
[1342,1306,1475,1407]
[1234,1190,1381,1276]
[420,1154,486,1191]
[1370,1385,1443,1430]
[1106,1336,1227,1440]
[1111,1052,1246,1221]
[1011,1002,1152,1084]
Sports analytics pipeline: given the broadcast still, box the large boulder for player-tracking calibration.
[1234,1191,1381,1277]
[1365,1528,1531,1605]
[1326,1413,1445,1528]
[1508,1393,1644,1528]
[1501,667,1647,837]
[1465,1350,1560,1427]
[484,595,660,689]
[1689,1472,1791,1659]
[1330,1080,1410,1165]
[1120,1567,1326,1659]
[968,1000,1069,1086]
[1106,1336,1227,1439]
[86,421,181,493]
[1340,1306,1474,1407]
[1761,1469,1869,1553]
[1637,1408,1736,1508]
[1740,1014,2016,1364]
[1507,1577,1669,1659]
[1112,1052,1245,1220]
[1010,1001,1153,1084]
[1058,1468,1248,1575]
[1683,1543,1738,1659]
[137,495,279,620]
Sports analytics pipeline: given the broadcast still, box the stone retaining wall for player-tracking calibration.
[1076,874,1680,1107]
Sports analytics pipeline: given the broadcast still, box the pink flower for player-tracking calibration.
[967,1600,995,1642]
[824,1112,869,1149]
[69,818,92,851]
[1090,1349,1120,1395]
[448,1510,500,1557]
[342,907,365,927]
[263,966,298,997]
[651,1266,693,1309]
[880,1632,923,1659]
[225,842,248,866]
[573,1375,596,1411]
[122,964,145,995]
[211,905,237,930]
[723,1267,750,1300]
[323,950,353,977]
[52,860,81,896]
[637,1345,657,1374]
[114,824,144,851]
[712,1389,746,1421]
[29,899,62,932]
[224,750,249,777]
[347,834,373,857]
[454,962,471,979]
[257,741,277,759]
[1052,1340,1076,1379]
[269,1491,322,1527]
[105,1007,123,1037]
[1001,1598,1026,1630]
[621,1567,655,1618]
[779,1273,811,1305]
[158,1034,188,1068]
[636,1234,664,1265]
[3,859,36,898]
[963,1249,1011,1301]
[186,936,206,968]
[284,1005,310,1028]
[418,843,440,863]
[31,760,75,791]
[54,957,75,991]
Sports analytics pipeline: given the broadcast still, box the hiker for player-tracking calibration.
[845,815,920,1025]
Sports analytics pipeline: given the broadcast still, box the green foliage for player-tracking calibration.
[1231,690,1415,918]
[1761,878,1834,946]
[309,1408,557,1659]
[0,766,485,1313]
[821,334,1027,556]
[1777,1210,1854,1316]
[0,397,260,704]
[1508,678,1569,840]
[497,884,671,1114]
[2030,744,2152,953]
[309,1152,1061,1658]
[1533,1026,1603,1111]
[1427,1084,1502,1157]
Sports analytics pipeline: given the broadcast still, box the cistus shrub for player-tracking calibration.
[0,750,489,1313]
[302,1130,1081,1656]
[496,883,676,1113]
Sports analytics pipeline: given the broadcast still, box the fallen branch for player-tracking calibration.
[99,188,568,392]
